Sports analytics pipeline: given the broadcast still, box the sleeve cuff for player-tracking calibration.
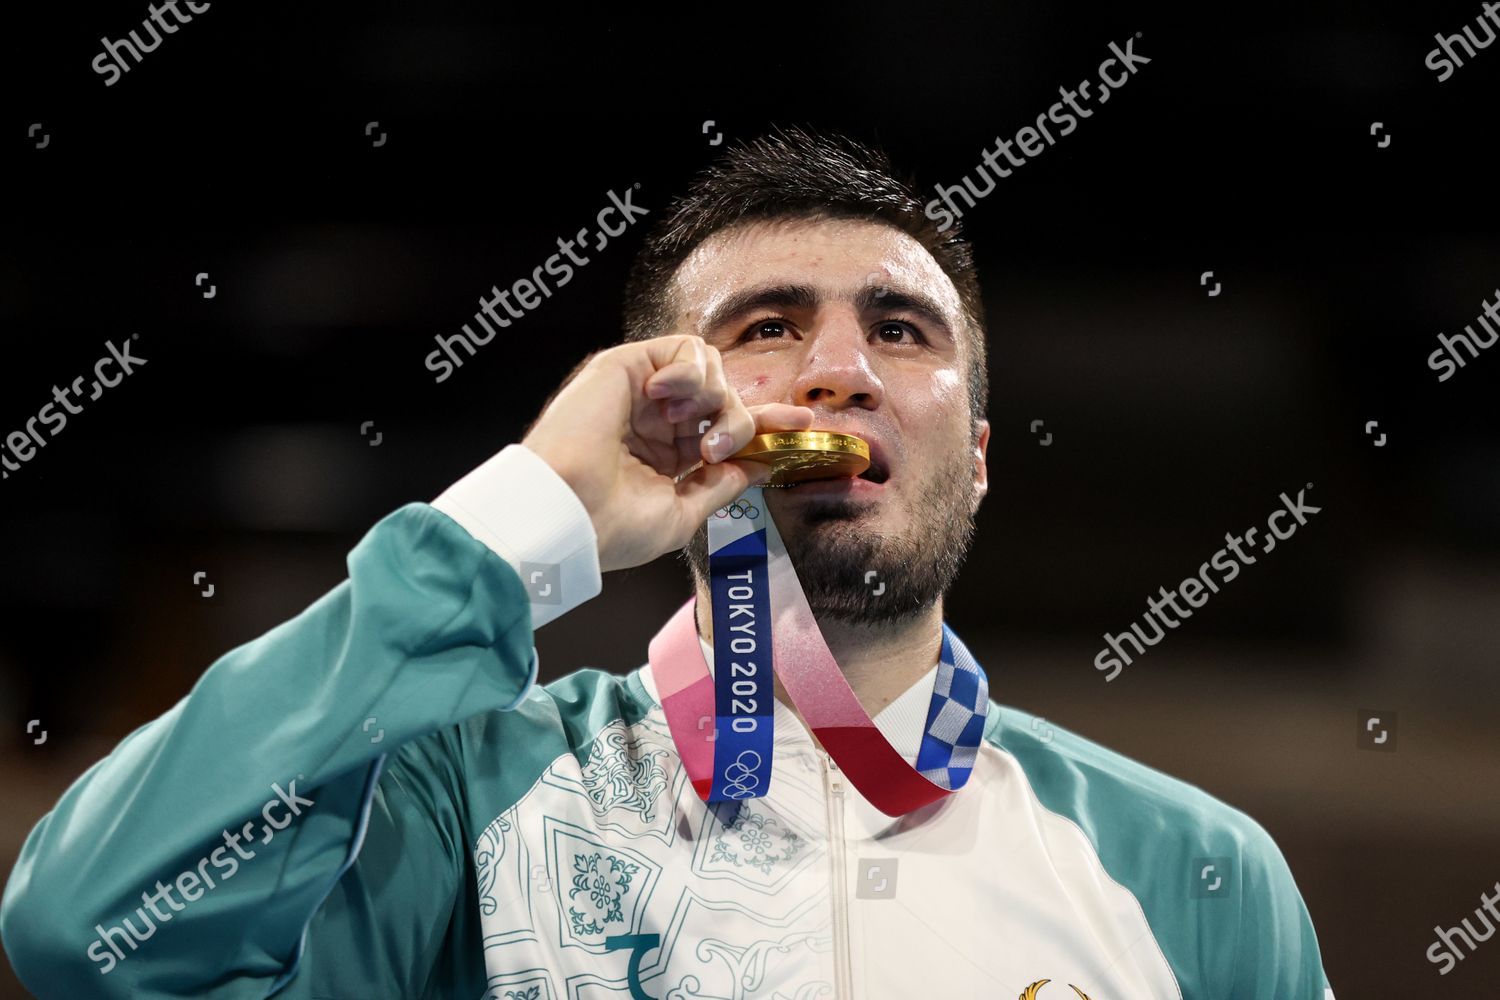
[430,443,603,630]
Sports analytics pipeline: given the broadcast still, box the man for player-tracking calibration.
[1,128,1333,998]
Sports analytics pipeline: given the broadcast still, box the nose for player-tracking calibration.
[790,313,884,412]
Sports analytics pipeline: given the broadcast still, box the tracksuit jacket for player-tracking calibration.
[0,443,1334,999]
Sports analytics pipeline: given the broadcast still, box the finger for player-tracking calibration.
[643,335,709,401]
[747,402,817,436]
[668,345,734,469]
[673,343,731,445]
[674,348,742,464]
[663,342,729,428]
[691,398,818,470]
[694,391,756,465]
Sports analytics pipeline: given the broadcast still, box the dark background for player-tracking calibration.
[4,1,1499,995]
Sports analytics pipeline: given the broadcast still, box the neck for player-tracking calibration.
[692,583,944,723]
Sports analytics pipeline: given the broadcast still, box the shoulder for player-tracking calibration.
[987,702,1272,856]
[986,703,1328,998]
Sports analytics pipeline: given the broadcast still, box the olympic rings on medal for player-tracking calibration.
[720,749,764,799]
[713,499,761,520]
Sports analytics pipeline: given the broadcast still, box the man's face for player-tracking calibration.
[676,217,991,626]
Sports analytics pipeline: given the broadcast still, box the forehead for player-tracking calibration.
[670,216,964,327]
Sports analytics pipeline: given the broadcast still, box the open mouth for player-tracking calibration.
[856,460,889,484]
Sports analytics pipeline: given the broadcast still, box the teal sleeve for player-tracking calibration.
[0,502,539,999]
[1231,817,1330,999]
[275,733,494,1000]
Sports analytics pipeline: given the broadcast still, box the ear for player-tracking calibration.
[970,418,990,515]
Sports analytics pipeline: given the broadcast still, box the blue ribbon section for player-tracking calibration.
[707,509,775,801]
[914,624,990,791]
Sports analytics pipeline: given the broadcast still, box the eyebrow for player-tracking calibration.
[852,285,955,340]
[700,284,820,337]
[699,282,958,344]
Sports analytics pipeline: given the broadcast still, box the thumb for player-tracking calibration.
[678,458,772,524]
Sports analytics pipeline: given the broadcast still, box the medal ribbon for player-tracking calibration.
[651,485,990,817]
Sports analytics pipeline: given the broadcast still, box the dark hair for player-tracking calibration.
[620,125,989,432]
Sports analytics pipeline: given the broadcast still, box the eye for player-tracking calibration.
[875,321,925,345]
[737,318,795,343]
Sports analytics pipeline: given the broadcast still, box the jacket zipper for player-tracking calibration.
[822,751,853,1000]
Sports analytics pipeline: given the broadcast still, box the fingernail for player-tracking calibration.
[708,434,735,463]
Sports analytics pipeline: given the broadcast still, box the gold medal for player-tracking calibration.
[730,430,870,486]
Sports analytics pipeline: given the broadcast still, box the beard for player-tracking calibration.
[681,438,979,628]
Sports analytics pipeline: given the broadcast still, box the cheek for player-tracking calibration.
[896,373,968,475]
[930,368,963,405]
[728,368,775,401]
